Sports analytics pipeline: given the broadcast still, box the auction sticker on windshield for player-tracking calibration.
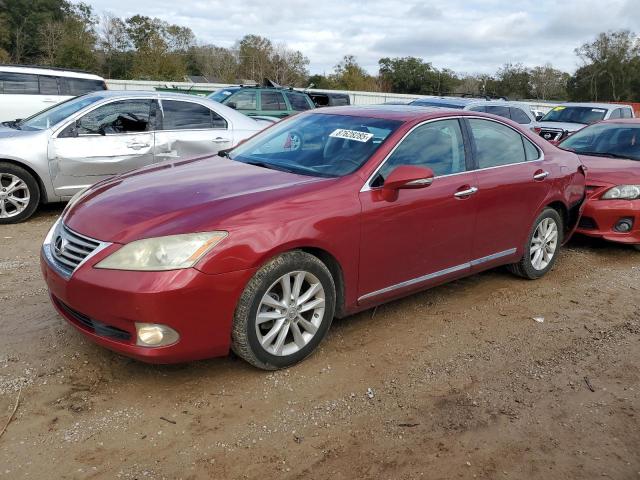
[329,129,374,142]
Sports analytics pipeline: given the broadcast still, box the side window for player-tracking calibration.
[0,72,39,94]
[609,108,622,120]
[523,138,541,161]
[485,105,511,120]
[227,90,257,110]
[510,107,532,124]
[469,119,526,168]
[161,100,225,130]
[469,105,486,113]
[622,108,633,119]
[261,91,287,111]
[59,78,105,96]
[286,92,312,111]
[374,119,466,185]
[38,76,59,95]
[76,100,152,135]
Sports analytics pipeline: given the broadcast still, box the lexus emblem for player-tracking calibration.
[53,235,66,256]
[543,133,552,139]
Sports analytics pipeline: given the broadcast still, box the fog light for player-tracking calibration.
[135,323,180,347]
[614,218,633,233]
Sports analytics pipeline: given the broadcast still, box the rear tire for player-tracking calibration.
[508,208,563,280]
[0,162,40,224]
[231,251,336,370]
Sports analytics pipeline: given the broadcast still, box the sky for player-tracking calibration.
[76,0,640,75]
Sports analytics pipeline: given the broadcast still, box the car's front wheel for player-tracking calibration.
[634,244,640,252]
[232,251,336,370]
[509,207,563,279]
[0,162,40,224]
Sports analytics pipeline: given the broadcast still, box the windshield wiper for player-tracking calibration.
[1,120,21,130]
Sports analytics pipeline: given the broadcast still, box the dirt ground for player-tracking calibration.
[0,204,639,480]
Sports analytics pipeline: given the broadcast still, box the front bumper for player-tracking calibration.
[41,246,256,363]
[576,198,640,245]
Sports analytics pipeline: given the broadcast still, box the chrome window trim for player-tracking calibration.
[357,248,517,302]
[360,115,544,193]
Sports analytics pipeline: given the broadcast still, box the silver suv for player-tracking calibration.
[0,91,268,223]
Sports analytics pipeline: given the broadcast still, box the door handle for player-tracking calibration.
[127,142,150,150]
[533,171,550,181]
[454,187,479,198]
[212,137,229,143]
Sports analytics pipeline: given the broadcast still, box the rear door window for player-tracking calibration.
[510,107,532,124]
[261,91,287,111]
[485,105,511,120]
[609,108,622,119]
[622,108,634,119]
[468,119,527,168]
[38,76,59,95]
[0,72,39,94]
[286,92,312,111]
[162,100,226,130]
[60,78,106,96]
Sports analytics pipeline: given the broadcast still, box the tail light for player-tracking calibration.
[533,127,542,134]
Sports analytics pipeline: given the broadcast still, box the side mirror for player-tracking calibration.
[227,102,237,109]
[381,165,434,201]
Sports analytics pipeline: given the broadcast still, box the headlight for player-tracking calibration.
[62,186,91,217]
[95,232,227,271]
[601,185,640,200]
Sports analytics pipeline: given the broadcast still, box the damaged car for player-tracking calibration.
[0,91,269,223]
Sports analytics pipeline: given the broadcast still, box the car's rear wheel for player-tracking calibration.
[508,208,563,279]
[0,163,40,224]
[231,251,336,370]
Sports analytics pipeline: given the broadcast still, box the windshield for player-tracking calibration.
[208,88,240,103]
[228,113,402,177]
[560,123,640,161]
[541,106,607,125]
[19,94,106,131]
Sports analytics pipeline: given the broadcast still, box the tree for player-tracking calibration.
[496,63,531,99]
[188,45,239,83]
[529,64,569,100]
[53,2,98,71]
[237,34,274,81]
[378,56,438,94]
[331,55,378,91]
[98,13,130,78]
[570,30,639,101]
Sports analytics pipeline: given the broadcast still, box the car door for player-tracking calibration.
[465,118,551,271]
[260,91,290,118]
[49,98,156,196]
[358,118,478,304]
[154,99,233,161]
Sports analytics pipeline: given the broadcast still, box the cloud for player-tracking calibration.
[76,0,639,75]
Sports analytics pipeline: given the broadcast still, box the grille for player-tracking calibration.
[578,216,598,230]
[539,128,564,141]
[51,224,101,274]
[55,297,131,342]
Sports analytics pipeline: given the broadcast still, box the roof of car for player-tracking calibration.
[558,102,633,109]
[410,97,474,107]
[83,90,216,101]
[600,118,640,124]
[313,104,471,121]
[0,64,104,80]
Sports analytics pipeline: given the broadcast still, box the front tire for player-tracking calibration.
[231,251,336,370]
[0,162,40,224]
[508,208,563,279]
[634,245,640,252]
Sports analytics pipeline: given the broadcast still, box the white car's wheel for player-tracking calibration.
[0,162,40,224]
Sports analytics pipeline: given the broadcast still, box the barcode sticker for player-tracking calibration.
[329,129,374,142]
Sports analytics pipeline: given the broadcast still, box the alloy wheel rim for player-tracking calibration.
[530,217,558,271]
[0,173,30,218]
[256,271,325,356]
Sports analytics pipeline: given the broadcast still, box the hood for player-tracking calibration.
[0,126,43,140]
[578,155,640,186]
[538,121,585,132]
[65,156,329,243]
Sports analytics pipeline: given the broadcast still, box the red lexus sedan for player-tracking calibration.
[40,106,586,369]
[558,119,640,250]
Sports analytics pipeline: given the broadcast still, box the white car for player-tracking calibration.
[0,65,107,123]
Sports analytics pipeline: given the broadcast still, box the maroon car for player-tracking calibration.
[40,106,586,369]
[558,119,640,250]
